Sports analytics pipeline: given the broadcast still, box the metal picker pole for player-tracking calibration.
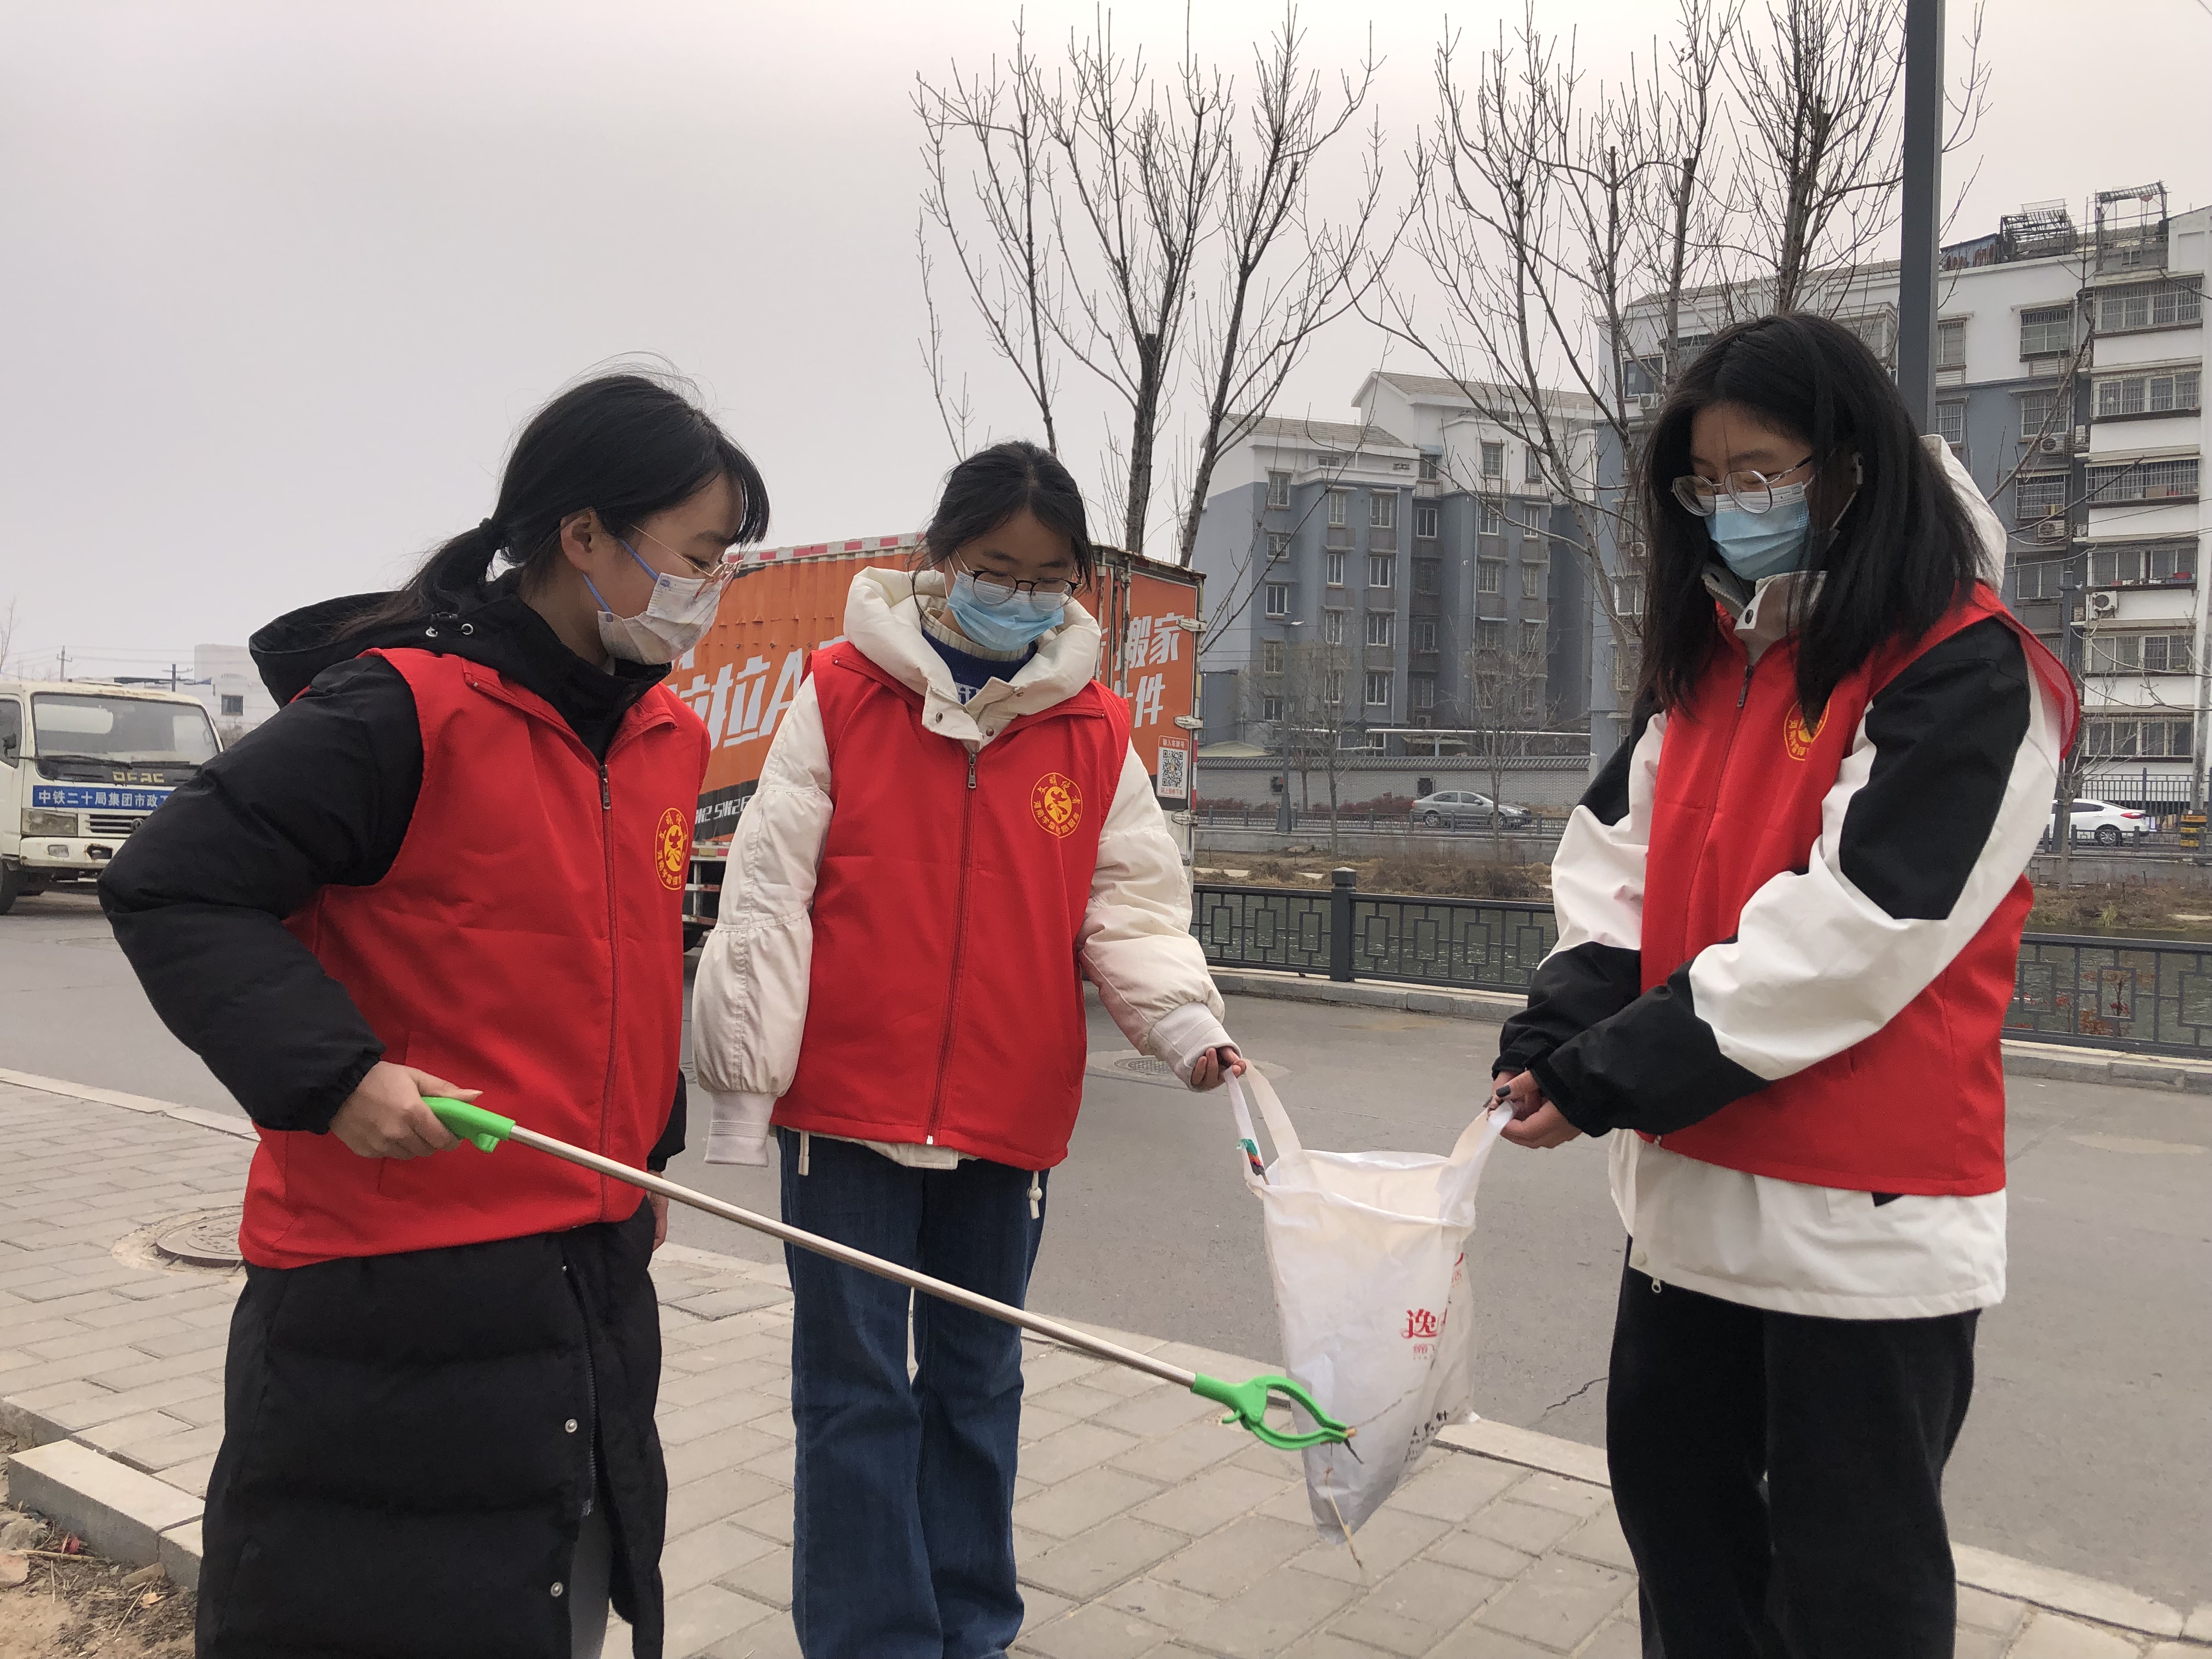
[1895,0,1945,433]
[420,1098,1353,1451]
[506,1124,1196,1389]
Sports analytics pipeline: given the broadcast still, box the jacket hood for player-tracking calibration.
[840,566,1104,745]
[249,577,669,708]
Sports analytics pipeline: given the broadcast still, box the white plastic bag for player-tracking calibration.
[1227,1068,1512,1539]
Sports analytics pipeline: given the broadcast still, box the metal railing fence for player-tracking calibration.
[1192,871,2212,1058]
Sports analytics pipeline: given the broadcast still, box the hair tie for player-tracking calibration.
[479,517,505,550]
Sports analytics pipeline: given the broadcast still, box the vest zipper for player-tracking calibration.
[926,744,981,1143]
[597,758,619,1204]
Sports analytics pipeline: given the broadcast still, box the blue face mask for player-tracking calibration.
[1708,483,1814,583]
[945,571,1066,653]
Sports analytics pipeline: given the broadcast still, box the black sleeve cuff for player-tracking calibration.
[1533,960,1768,1137]
[647,1073,689,1172]
[287,1046,386,1135]
[1496,941,1644,1081]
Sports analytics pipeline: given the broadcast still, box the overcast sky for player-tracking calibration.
[3,0,2208,680]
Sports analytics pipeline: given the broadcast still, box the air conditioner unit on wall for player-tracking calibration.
[2035,519,2070,543]
[2087,590,2120,617]
[2039,433,2067,455]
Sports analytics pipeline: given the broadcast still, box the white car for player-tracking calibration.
[1409,791,1532,831]
[2048,799,2153,847]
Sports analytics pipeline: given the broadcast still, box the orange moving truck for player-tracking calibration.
[675,535,1203,949]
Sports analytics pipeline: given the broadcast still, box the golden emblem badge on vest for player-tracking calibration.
[1030,772,1084,839]
[654,807,690,890]
[1782,703,1827,761]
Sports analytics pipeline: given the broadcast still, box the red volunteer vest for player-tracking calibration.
[247,648,707,1268]
[773,646,1129,1170]
[1644,583,2078,1196]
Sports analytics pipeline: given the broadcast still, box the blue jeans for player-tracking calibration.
[778,1128,1047,1659]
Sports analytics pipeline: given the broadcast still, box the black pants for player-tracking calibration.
[1606,1260,1978,1659]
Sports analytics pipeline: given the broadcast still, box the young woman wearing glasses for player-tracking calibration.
[690,439,1242,1659]
[1491,314,2078,1658]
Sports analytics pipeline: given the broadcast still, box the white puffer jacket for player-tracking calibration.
[690,566,1232,1165]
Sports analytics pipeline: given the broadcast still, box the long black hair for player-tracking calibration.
[359,370,770,631]
[1635,313,1981,717]
[920,440,1095,579]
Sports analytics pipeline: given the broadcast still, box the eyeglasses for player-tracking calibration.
[957,563,1080,605]
[1670,456,1815,518]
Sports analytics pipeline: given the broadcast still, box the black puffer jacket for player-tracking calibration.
[101,580,691,1658]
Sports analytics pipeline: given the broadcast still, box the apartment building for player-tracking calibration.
[1191,373,1599,757]
[1611,184,2208,806]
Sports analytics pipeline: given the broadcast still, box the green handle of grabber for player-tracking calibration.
[424,1096,517,1154]
[1189,1372,1353,1451]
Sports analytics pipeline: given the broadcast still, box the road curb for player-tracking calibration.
[0,1066,259,1139]
[1214,969,2212,1092]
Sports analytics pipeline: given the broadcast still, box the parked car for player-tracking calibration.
[2040,799,2153,847]
[1409,790,1533,831]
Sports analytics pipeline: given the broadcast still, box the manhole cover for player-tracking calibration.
[154,1209,244,1268]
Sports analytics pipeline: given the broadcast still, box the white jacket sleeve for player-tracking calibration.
[689,678,833,1165]
[1080,748,1231,1086]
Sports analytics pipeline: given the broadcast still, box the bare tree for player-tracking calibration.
[1171,10,1398,567]
[1274,632,1359,851]
[1453,631,1552,857]
[917,18,1066,455]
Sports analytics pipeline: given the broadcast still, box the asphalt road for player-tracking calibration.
[3,890,2207,1607]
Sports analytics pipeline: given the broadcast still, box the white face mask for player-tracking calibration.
[584,538,727,664]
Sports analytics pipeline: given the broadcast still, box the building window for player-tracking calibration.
[1937,318,1966,370]
[1841,310,1897,368]
[2096,370,2200,420]
[1327,490,1348,526]
[2084,717,2194,758]
[1265,583,1289,617]
[2144,634,2194,674]
[1477,561,1502,595]
[1481,441,1504,477]
[1262,694,1284,722]
[1522,620,1543,655]
[2014,560,2068,600]
[221,693,245,716]
[1521,501,1544,535]
[1364,671,1392,708]
[1419,453,1440,480]
[1323,610,1344,645]
[2019,305,2074,358]
[1368,554,1394,588]
[1266,470,1291,508]
[1523,448,1543,484]
[1412,618,1438,653]
[1326,550,1346,586]
[2086,458,2200,505]
[1476,620,1503,653]
[1410,674,1437,712]
[2090,540,2196,586]
[1935,401,1966,448]
[1313,451,1345,469]
[1521,563,1543,600]
[1365,612,1395,647]
[2015,472,2070,523]
[1262,640,1284,674]
[1414,558,1441,595]
[2019,388,2064,443]
[1370,491,1397,529]
[1325,670,1344,707]
[1266,531,1291,563]
[1415,504,1440,539]
[1480,502,1502,536]
[2097,280,2203,334]
[1614,573,1646,618]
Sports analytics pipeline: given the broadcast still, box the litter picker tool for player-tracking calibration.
[425,1097,1351,1453]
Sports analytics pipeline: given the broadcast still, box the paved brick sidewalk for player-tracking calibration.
[1,1074,2204,1659]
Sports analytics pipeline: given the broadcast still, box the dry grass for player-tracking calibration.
[2027,880,2212,941]
[1201,855,1551,900]
[0,1437,194,1659]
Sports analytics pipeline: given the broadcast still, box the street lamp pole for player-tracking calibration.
[1896,0,1944,433]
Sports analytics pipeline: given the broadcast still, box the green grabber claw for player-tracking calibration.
[425,1096,517,1154]
[1189,1372,1353,1451]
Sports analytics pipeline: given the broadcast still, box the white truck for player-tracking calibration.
[0,679,222,914]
